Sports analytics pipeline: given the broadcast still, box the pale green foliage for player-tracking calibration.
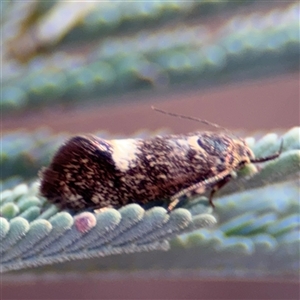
[0,128,299,274]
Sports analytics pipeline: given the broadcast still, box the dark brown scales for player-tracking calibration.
[39,133,282,211]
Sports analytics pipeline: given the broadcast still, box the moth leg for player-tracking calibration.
[167,170,233,213]
[167,192,192,213]
[208,174,232,208]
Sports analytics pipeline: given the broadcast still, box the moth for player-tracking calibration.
[39,107,282,212]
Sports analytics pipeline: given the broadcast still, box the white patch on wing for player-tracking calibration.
[187,136,206,154]
[110,139,141,172]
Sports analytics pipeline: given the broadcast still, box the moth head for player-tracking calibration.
[232,139,255,170]
[231,138,282,170]
[188,133,253,172]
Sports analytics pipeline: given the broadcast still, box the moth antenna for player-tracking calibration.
[251,139,283,163]
[152,106,235,136]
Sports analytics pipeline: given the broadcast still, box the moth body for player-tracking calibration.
[39,132,281,211]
